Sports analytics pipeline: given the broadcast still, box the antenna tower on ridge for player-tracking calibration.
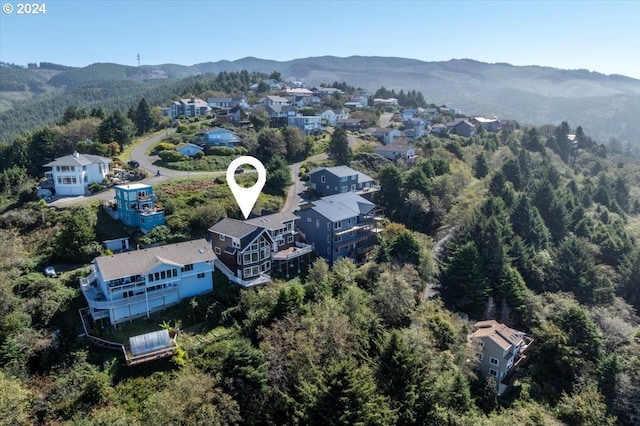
[137,54,141,67]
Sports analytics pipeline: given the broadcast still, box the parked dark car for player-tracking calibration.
[128,160,140,169]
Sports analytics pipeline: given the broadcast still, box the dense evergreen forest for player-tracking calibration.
[0,66,269,142]
[0,73,639,425]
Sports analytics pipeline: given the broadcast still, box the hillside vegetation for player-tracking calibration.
[1,90,640,425]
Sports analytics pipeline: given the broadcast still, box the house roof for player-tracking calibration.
[44,152,112,167]
[115,183,151,191]
[265,95,290,103]
[336,118,365,124]
[94,238,215,282]
[176,143,204,151]
[447,119,474,128]
[201,127,236,135]
[209,218,259,239]
[374,143,413,152]
[471,320,526,351]
[472,116,499,123]
[244,211,299,231]
[309,165,373,182]
[303,192,376,222]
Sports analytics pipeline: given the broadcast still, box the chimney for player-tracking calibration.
[72,151,79,158]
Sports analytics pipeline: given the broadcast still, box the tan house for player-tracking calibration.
[470,320,534,395]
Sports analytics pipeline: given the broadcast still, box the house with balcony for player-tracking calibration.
[79,239,216,325]
[336,118,366,131]
[374,143,417,165]
[471,116,502,133]
[164,98,211,119]
[42,151,111,196]
[365,127,402,145]
[110,183,165,233]
[199,127,242,147]
[262,104,297,127]
[288,114,322,135]
[320,109,349,126]
[207,96,249,110]
[208,212,313,287]
[296,192,383,265]
[470,320,534,395]
[308,166,376,197]
[447,119,475,137]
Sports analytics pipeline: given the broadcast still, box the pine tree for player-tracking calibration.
[98,109,135,148]
[511,195,550,250]
[440,241,489,318]
[134,97,155,136]
[327,127,352,165]
[474,152,489,179]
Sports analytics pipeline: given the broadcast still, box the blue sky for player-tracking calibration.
[1,0,639,79]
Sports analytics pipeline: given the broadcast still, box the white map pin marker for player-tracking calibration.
[227,156,266,219]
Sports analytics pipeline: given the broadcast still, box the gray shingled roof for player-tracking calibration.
[95,239,215,282]
[44,153,112,167]
[209,218,259,238]
[305,192,375,222]
[243,212,299,230]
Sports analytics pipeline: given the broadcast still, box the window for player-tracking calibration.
[219,234,225,241]
[316,219,320,229]
[197,272,205,279]
[243,266,259,278]
[341,186,348,193]
[148,274,154,282]
[327,235,331,243]
[215,247,221,255]
[307,217,312,222]
[288,236,294,243]
[335,221,342,229]
[490,357,499,366]
[182,264,194,272]
[320,175,325,183]
[489,368,498,377]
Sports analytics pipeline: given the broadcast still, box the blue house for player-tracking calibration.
[113,183,165,233]
[308,166,375,197]
[296,192,382,265]
[200,127,242,147]
[80,239,215,324]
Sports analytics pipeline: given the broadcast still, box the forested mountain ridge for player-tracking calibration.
[1,57,638,148]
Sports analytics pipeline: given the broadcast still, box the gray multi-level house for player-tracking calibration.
[208,212,313,287]
[470,320,534,395]
[296,192,382,265]
[308,166,376,197]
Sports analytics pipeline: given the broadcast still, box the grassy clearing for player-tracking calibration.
[155,155,234,172]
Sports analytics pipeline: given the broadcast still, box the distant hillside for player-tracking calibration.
[1,57,638,147]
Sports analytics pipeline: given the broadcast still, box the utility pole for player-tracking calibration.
[137,53,141,67]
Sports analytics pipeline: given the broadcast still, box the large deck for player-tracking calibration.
[78,308,177,366]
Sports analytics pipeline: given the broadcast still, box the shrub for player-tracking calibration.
[158,150,185,162]
[205,146,235,156]
[155,142,176,152]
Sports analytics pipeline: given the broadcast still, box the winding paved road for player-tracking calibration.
[50,129,312,213]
